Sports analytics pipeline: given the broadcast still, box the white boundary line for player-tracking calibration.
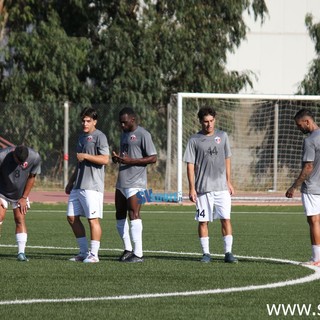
[0,246,319,305]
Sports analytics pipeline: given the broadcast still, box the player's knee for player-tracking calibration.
[67,215,76,225]
[129,211,141,220]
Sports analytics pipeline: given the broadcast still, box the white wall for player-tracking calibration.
[227,0,320,94]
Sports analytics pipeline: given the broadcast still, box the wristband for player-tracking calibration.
[21,196,27,199]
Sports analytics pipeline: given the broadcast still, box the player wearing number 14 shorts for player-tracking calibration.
[183,106,238,263]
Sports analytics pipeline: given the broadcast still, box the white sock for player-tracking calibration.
[223,235,233,253]
[117,219,133,252]
[312,245,320,261]
[90,240,100,257]
[77,236,88,255]
[16,232,27,254]
[130,219,143,257]
[200,237,210,255]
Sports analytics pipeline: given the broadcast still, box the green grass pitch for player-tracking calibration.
[0,203,319,320]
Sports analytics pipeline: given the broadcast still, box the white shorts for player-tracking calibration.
[117,187,144,199]
[302,193,320,216]
[195,191,231,222]
[67,189,103,219]
[0,197,30,210]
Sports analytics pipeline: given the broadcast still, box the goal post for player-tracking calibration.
[166,93,320,201]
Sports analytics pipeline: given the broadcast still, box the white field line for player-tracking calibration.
[0,246,319,305]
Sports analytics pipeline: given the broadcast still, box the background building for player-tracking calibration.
[227,0,320,94]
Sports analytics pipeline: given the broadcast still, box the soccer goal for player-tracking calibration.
[165,93,320,200]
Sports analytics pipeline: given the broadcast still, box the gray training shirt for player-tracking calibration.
[116,126,157,189]
[183,129,232,193]
[301,129,320,194]
[0,146,41,201]
[74,129,109,193]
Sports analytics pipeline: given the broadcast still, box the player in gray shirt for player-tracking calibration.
[184,106,237,263]
[112,107,157,263]
[65,107,109,263]
[0,145,41,261]
[286,109,320,266]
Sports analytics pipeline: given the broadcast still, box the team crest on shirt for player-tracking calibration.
[130,134,137,141]
[87,135,93,142]
[215,136,221,144]
[21,162,28,169]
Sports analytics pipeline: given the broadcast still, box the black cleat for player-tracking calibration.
[123,254,144,263]
[224,252,238,263]
[119,250,133,262]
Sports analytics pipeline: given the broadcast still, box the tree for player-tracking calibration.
[0,0,268,182]
[297,14,320,95]
[0,1,91,178]
[85,0,268,147]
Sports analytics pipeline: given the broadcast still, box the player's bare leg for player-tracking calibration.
[67,215,86,238]
[198,221,209,237]
[306,214,320,263]
[198,222,211,262]
[83,217,102,263]
[307,214,320,245]
[67,215,89,261]
[13,207,28,261]
[221,219,232,236]
[88,218,102,241]
[0,203,7,238]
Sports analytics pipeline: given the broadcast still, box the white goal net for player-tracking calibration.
[165,93,320,199]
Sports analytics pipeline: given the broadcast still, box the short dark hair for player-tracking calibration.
[119,107,135,117]
[197,107,216,121]
[294,109,315,121]
[14,145,29,163]
[80,107,98,120]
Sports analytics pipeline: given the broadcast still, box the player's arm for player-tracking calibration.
[225,157,235,195]
[76,153,109,165]
[285,161,313,198]
[18,173,37,215]
[65,168,77,195]
[113,152,157,166]
[187,162,197,202]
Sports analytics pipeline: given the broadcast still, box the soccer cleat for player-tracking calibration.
[224,252,238,263]
[300,260,320,267]
[17,252,29,262]
[69,253,87,262]
[200,253,211,263]
[83,253,99,263]
[119,250,133,262]
[123,254,144,263]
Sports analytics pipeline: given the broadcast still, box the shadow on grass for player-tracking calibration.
[0,252,300,267]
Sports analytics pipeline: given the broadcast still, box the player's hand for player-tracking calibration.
[112,151,120,163]
[76,153,87,162]
[112,151,129,164]
[18,198,28,215]
[228,182,235,196]
[189,191,197,203]
[285,186,295,198]
[65,183,73,195]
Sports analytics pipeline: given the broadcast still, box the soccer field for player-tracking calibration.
[0,204,319,320]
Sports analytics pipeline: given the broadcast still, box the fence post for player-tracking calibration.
[64,101,69,188]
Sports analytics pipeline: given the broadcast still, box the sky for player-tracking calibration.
[227,0,320,95]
